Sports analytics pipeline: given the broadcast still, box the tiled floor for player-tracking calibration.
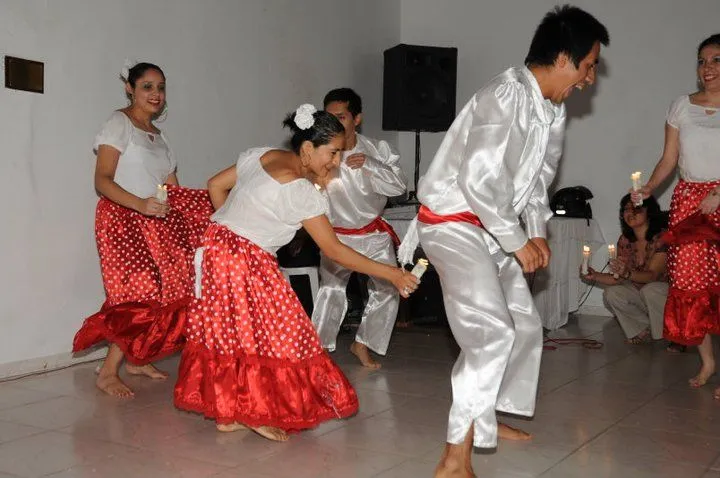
[0,315,719,477]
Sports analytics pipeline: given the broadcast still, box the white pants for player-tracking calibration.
[604,282,668,340]
[418,221,543,448]
[311,232,399,355]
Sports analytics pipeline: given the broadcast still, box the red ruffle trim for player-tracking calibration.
[173,341,359,432]
[72,298,190,365]
[662,212,720,246]
[663,288,720,345]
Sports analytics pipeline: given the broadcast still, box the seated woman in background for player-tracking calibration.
[582,195,677,348]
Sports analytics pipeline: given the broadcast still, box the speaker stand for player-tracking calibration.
[404,130,422,204]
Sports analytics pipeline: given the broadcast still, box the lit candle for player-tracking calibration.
[631,171,643,206]
[155,184,168,218]
[608,244,619,279]
[410,258,429,279]
[155,184,168,204]
[581,245,591,275]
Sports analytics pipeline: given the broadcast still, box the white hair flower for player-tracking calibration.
[294,103,317,130]
[120,59,136,82]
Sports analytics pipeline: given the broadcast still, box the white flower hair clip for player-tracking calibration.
[294,103,317,130]
[120,59,136,82]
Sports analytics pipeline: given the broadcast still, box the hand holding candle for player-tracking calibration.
[608,244,619,279]
[581,245,591,276]
[631,172,643,206]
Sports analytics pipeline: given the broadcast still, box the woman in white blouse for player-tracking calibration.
[635,34,720,400]
[73,62,213,398]
[173,105,418,442]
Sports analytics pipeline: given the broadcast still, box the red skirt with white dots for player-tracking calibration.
[664,179,720,345]
[174,223,358,431]
[72,185,214,364]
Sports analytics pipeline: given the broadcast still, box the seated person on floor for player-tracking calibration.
[582,194,676,348]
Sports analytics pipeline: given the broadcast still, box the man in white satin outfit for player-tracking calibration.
[396,6,610,477]
[311,88,407,369]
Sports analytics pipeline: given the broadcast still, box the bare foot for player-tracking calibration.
[714,387,720,400]
[216,423,247,432]
[498,422,532,441]
[624,329,651,345]
[96,373,134,398]
[350,342,381,370]
[250,425,289,442]
[688,365,715,388]
[434,427,475,478]
[689,364,715,388]
[125,363,169,380]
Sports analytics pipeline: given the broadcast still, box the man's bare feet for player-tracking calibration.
[250,426,289,442]
[498,422,532,441]
[350,342,381,370]
[434,427,475,478]
[689,363,715,388]
[216,422,247,432]
[96,373,134,398]
[125,363,169,380]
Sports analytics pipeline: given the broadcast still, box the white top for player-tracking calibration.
[325,134,406,229]
[666,95,720,182]
[94,111,177,198]
[212,147,329,255]
[417,66,566,253]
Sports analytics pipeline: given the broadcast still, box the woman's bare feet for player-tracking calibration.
[689,363,715,388]
[125,363,169,380]
[216,423,247,432]
[250,426,289,442]
[350,342,381,370]
[434,427,475,478]
[96,372,134,398]
[624,329,651,345]
[498,422,532,441]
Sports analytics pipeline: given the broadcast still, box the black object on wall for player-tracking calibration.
[382,44,457,132]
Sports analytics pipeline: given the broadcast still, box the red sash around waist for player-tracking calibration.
[333,216,401,246]
[418,205,484,228]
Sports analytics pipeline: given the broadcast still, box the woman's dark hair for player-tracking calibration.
[698,33,720,56]
[525,5,610,68]
[619,194,667,242]
[125,62,165,88]
[282,110,344,154]
[323,88,363,117]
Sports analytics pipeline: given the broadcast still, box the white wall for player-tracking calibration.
[398,0,720,310]
[0,0,399,375]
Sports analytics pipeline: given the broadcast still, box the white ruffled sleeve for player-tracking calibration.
[93,111,131,154]
[278,180,329,225]
[666,96,685,129]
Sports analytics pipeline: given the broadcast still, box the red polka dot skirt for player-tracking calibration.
[664,179,720,345]
[174,223,358,432]
[72,185,214,364]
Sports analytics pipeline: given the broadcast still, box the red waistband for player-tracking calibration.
[333,216,400,247]
[417,205,484,228]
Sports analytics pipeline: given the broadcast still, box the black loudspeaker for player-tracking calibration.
[383,44,458,132]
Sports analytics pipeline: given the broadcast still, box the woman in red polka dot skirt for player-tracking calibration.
[72,62,213,398]
[635,34,720,399]
[173,105,418,441]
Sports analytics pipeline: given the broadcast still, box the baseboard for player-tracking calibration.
[0,348,107,382]
[577,304,612,317]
